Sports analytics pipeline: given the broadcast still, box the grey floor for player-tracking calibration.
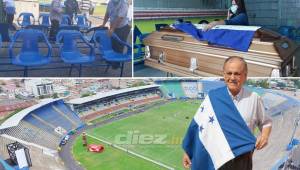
[0,42,132,77]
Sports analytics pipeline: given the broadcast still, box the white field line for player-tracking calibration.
[86,134,175,170]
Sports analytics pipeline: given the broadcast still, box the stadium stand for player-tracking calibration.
[68,85,162,121]
[134,9,226,20]
[156,80,186,98]
[0,136,65,170]
[0,99,84,151]
[181,81,199,98]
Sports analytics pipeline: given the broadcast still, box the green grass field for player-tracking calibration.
[72,100,202,170]
[72,137,163,170]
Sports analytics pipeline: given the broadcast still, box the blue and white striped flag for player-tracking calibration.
[182,86,256,170]
[173,23,260,52]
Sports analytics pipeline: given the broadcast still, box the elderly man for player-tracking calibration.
[101,0,130,53]
[182,56,272,170]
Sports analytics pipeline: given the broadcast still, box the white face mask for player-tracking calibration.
[112,0,120,3]
[230,4,238,14]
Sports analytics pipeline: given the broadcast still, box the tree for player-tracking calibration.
[52,93,59,98]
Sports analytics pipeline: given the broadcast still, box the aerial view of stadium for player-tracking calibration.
[0,78,299,170]
[0,0,132,77]
[133,0,300,77]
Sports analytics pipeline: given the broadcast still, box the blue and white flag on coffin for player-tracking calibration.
[182,86,256,170]
[173,23,260,52]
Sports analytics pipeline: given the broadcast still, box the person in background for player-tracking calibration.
[101,0,130,53]
[64,0,79,25]
[203,0,248,31]
[0,0,7,23]
[3,0,15,26]
[127,0,132,26]
[80,0,91,18]
[49,0,63,40]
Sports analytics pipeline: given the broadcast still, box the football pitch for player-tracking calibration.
[72,100,202,170]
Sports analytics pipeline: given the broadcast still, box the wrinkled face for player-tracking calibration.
[223,59,247,96]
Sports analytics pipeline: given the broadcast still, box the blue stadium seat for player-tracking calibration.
[133,25,149,64]
[9,29,52,77]
[84,26,107,44]
[60,15,71,27]
[39,13,51,27]
[94,29,132,77]
[295,27,300,43]
[54,100,82,124]
[0,35,2,48]
[25,25,49,37]
[278,26,296,40]
[17,12,35,28]
[75,15,91,30]
[56,30,95,77]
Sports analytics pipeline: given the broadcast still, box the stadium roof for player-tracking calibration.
[0,98,62,130]
[68,85,160,105]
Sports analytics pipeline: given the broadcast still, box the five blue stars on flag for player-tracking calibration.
[209,116,214,124]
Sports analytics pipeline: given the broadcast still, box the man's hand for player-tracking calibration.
[255,126,271,150]
[203,23,214,32]
[107,28,114,37]
[183,152,192,169]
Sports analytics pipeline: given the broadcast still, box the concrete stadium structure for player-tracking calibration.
[135,0,300,30]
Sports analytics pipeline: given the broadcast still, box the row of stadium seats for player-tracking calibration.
[81,94,162,120]
[75,92,159,117]
[24,101,83,135]
[2,100,84,150]
[278,26,300,42]
[17,12,91,30]
[3,121,61,150]
[0,26,131,77]
[76,91,160,115]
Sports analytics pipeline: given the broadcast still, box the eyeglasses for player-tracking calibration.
[224,71,243,78]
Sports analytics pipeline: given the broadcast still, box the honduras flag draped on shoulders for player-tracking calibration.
[182,86,256,170]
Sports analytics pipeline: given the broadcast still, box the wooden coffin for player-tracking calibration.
[143,25,299,77]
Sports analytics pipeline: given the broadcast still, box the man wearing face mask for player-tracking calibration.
[101,0,130,53]
[203,0,248,31]
[182,56,272,170]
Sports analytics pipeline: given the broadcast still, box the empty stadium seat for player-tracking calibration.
[9,29,52,77]
[25,25,49,37]
[60,15,71,27]
[295,27,300,43]
[75,15,91,30]
[278,26,296,40]
[93,29,132,77]
[39,13,51,27]
[133,25,149,64]
[17,12,35,28]
[56,30,95,77]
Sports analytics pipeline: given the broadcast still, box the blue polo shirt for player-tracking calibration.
[225,13,249,26]
[107,0,128,28]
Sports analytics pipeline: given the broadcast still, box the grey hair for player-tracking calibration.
[223,56,248,74]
